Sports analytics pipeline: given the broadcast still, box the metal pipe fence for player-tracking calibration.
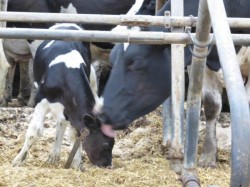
[207,0,250,186]
[0,28,250,45]
[0,11,250,28]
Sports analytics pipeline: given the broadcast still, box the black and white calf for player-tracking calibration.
[12,24,115,169]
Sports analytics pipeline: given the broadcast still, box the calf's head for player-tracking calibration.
[96,43,171,130]
[83,114,115,167]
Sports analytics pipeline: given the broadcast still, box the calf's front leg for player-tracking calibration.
[46,120,68,165]
[12,99,48,166]
[68,127,83,170]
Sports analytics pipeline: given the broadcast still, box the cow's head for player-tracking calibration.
[95,43,171,130]
[83,114,115,167]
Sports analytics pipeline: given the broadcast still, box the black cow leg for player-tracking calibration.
[18,60,31,106]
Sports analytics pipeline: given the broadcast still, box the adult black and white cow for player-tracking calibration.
[12,24,115,169]
[96,0,250,168]
[0,0,140,107]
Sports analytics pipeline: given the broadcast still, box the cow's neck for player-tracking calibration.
[63,69,95,131]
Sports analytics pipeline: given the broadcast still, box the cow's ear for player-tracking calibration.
[83,114,100,131]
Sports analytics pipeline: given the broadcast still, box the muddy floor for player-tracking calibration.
[0,103,231,187]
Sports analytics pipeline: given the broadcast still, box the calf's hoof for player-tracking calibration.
[46,154,60,165]
[0,98,8,107]
[12,155,26,167]
[198,153,217,168]
[70,157,84,171]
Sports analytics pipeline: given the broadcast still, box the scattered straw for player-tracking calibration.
[0,107,230,186]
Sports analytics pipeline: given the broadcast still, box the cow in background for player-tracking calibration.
[12,24,115,169]
[0,0,138,107]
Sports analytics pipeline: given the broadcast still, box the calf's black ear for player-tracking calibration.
[83,114,100,131]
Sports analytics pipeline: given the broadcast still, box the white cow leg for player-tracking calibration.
[12,99,48,166]
[198,67,223,168]
[69,127,83,170]
[46,120,68,165]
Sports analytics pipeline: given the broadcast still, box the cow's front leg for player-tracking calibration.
[198,67,223,168]
[12,99,48,166]
[47,120,68,165]
[1,58,16,106]
[68,127,83,170]
[18,60,31,106]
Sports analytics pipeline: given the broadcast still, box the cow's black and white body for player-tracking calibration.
[96,0,250,167]
[0,0,140,107]
[12,24,115,169]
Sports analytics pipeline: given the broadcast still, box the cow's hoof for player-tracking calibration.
[27,101,35,108]
[0,99,8,107]
[70,157,84,171]
[12,156,24,167]
[198,154,217,168]
[170,159,182,174]
[17,98,28,107]
[46,154,60,165]
[12,151,28,167]
[27,97,36,108]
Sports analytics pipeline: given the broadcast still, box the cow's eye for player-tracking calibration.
[128,58,145,71]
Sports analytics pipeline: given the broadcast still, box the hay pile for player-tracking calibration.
[0,106,230,186]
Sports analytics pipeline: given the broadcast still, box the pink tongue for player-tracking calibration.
[101,124,116,138]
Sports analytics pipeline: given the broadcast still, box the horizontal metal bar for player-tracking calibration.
[0,27,250,45]
[0,12,250,28]
[167,16,250,29]
[0,12,165,27]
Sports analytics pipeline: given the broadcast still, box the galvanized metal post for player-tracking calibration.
[158,0,172,148]
[207,0,250,186]
[162,97,172,147]
[169,0,184,167]
[182,0,211,186]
